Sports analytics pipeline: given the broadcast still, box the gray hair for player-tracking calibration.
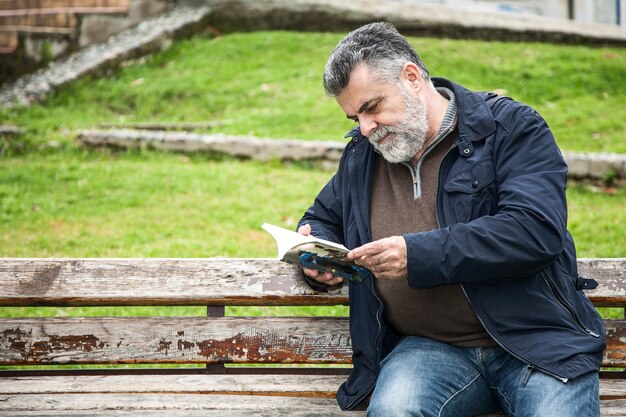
[323,22,430,96]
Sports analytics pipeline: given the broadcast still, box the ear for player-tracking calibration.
[400,63,424,91]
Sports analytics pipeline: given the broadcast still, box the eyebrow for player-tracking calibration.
[346,96,384,120]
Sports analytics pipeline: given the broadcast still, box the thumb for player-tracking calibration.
[298,224,312,236]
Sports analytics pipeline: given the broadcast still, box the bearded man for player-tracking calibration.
[297,22,605,416]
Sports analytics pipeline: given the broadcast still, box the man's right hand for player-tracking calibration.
[298,224,345,286]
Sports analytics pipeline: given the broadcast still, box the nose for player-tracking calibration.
[359,116,378,138]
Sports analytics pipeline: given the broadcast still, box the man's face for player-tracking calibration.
[336,64,429,163]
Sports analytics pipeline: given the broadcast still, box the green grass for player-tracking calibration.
[0,150,330,258]
[0,31,624,325]
[1,31,625,152]
[2,150,623,259]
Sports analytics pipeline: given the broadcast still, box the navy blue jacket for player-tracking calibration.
[298,78,606,410]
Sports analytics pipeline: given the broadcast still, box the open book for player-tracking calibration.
[261,223,367,282]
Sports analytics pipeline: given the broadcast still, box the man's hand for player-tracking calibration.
[297,224,344,286]
[347,236,408,280]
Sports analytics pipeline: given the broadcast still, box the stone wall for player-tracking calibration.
[76,129,626,181]
[192,0,626,45]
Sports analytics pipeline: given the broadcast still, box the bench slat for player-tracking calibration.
[0,410,356,417]
[0,393,355,414]
[0,373,343,396]
[0,316,351,365]
[2,316,625,367]
[579,258,626,307]
[2,258,625,307]
[1,373,624,399]
[0,258,348,306]
[0,392,623,416]
[606,319,626,368]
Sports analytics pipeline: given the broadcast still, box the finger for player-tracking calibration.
[302,267,319,278]
[303,268,343,286]
[317,272,344,286]
[326,276,345,286]
[298,224,311,236]
[357,247,401,268]
[348,241,385,260]
[371,262,407,280]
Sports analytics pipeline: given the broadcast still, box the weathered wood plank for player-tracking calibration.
[606,320,626,368]
[0,392,622,415]
[1,258,623,307]
[0,258,349,306]
[0,410,360,417]
[0,374,344,396]
[1,373,624,400]
[0,7,128,17]
[2,316,624,368]
[0,317,352,365]
[0,393,352,414]
[0,0,129,11]
[600,400,626,416]
[579,258,626,307]
[0,12,77,28]
[602,378,626,400]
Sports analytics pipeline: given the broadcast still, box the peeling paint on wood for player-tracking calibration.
[0,257,624,416]
[0,317,352,365]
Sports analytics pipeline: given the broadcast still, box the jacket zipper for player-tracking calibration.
[345,140,383,410]
[541,270,600,338]
[435,144,570,383]
[372,277,384,350]
[344,275,383,410]
[404,116,457,201]
[345,380,377,410]
[459,284,569,383]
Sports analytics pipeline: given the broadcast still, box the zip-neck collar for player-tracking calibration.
[402,87,458,200]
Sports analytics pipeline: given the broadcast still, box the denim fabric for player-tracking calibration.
[366,336,600,417]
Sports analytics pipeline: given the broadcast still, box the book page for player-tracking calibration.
[261,223,348,260]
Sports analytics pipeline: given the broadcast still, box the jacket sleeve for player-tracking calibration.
[404,108,569,288]
[298,149,349,245]
[296,148,350,291]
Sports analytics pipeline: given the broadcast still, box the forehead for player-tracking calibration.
[336,64,396,113]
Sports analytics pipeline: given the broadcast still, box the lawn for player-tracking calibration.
[1,31,625,152]
[0,31,624,323]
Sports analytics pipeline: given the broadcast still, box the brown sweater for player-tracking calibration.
[370,98,494,347]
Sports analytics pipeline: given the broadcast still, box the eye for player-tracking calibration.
[367,103,379,113]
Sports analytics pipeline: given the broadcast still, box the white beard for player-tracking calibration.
[367,88,429,163]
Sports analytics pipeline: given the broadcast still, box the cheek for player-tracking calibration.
[378,113,404,128]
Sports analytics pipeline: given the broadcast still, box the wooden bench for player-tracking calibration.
[0,258,624,416]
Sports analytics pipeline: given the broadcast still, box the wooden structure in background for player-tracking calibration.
[0,0,129,72]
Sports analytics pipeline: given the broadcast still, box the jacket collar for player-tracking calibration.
[431,77,496,143]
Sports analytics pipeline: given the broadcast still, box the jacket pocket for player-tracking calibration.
[443,159,496,222]
[541,270,600,338]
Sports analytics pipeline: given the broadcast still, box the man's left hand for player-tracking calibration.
[347,236,408,280]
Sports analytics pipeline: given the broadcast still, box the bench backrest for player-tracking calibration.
[0,258,624,369]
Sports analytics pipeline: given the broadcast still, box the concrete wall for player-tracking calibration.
[397,0,625,26]
[78,0,172,46]
[197,0,626,46]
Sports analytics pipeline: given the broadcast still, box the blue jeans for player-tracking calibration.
[366,336,599,417]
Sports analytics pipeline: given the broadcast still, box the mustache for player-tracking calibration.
[368,125,393,143]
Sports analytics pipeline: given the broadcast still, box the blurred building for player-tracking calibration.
[397,0,625,26]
